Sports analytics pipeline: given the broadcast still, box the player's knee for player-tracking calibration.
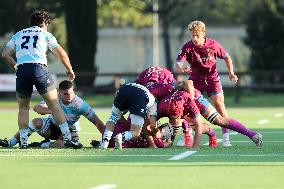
[32,118,43,129]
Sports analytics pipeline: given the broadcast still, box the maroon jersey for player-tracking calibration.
[157,91,200,119]
[135,66,176,85]
[148,83,175,101]
[176,37,227,80]
[148,82,202,102]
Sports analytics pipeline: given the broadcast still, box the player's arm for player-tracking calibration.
[33,103,52,115]
[175,61,191,73]
[191,116,203,149]
[90,114,105,134]
[1,47,17,72]
[142,122,157,148]
[224,53,238,83]
[51,45,75,81]
[175,80,195,99]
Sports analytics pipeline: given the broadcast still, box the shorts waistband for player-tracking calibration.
[17,63,47,67]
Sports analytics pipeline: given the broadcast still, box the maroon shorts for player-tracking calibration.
[193,78,223,97]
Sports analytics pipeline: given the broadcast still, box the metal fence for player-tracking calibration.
[57,70,284,103]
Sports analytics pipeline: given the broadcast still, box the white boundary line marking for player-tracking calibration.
[168,151,197,160]
[257,119,269,124]
[274,113,283,118]
[90,184,117,189]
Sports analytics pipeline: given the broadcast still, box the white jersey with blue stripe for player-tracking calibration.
[39,95,96,130]
[6,26,58,65]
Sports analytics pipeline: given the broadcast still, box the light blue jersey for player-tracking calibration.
[6,26,58,65]
[39,95,96,131]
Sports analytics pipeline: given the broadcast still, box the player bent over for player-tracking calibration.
[100,83,158,149]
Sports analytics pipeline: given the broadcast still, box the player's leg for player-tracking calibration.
[33,64,76,148]
[100,105,124,149]
[113,114,144,149]
[40,89,71,139]
[209,93,231,146]
[202,105,263,147]
[17,96,31,149]
[185,116,217,148]
[15,64,34,149]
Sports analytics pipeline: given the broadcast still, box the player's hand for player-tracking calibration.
[66,69,75,81]
[183,66,192,73]
[229,72,238,84]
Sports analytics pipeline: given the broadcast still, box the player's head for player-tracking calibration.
[30,10,52,28]
[158,123,174,140]
[168,100,184,118]
[187,20,206,47]
[58,80,74,104]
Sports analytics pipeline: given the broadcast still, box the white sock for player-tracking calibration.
[122,131,133,141]
[103,129,113,141]
[19,128,29,144]
[59,122,71,140]
[223,132,230,141]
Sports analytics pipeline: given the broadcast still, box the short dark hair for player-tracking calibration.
[59,80,73,90]
[30,10,52,27]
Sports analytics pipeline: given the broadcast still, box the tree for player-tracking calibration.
[0,0,64,73]
[64,0,98,90]
[244,0,284,85]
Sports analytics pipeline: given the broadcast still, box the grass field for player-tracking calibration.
[0,107,283,189]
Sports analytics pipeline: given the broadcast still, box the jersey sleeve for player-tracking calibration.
[176,43,190,64]
[47,33,59,50]
[214,40,228,59]
[80,100,97,122]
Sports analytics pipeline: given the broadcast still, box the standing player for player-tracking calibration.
[100,83,158,149]
[0,80,104,148]
[1,10,79,148]
[175,20,238,146]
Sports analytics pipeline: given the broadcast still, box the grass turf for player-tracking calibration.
[0,107,283,189]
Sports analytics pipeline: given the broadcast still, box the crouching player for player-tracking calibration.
[91,116,173,148]
[100,83,158,149]
[0,80,104,148]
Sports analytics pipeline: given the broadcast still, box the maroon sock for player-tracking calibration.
[227,119,256,139]
[206,128,216,137]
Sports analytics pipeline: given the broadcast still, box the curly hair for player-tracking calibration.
[30,10,52,27]
[187,20,206,34]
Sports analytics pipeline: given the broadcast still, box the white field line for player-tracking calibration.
[0,154,171,157]
[90,184,117,189]
[274,113,283,118]
[0,153,283,158]
[257,119,269,124]
[168,151,197,160]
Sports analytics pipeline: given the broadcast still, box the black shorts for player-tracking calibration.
[114,84,149,118]
[49,122,62,140]
[16,63,55,98]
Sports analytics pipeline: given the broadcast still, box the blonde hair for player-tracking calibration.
[187,21,206,33]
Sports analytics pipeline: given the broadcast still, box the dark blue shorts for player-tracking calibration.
[49,121,62,140]
[114,84,148,118]
[16,63,55,98]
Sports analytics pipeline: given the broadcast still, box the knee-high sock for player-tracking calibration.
[227,119,256,139]
[207,128,216,137]
[222,127,229,134]
[122,131,133,142]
